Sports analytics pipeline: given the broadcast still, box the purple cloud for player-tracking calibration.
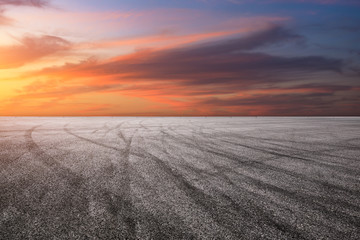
[0,0,49,26]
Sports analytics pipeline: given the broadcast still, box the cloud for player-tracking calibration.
[0,0,48,7]
[199,88,360,115]
[158,23,303,57]
[226,0,360,5]
[80,28,247,51]
[0,0,49,26]
[12,24,356,116]
[40,24,340,87]
[19,83,119,99]
[0,8,11,25]
[0,35,71,69]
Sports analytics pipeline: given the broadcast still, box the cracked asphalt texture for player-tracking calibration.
[0,117,359,239]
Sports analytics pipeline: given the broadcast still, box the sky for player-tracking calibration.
[0,0,359,116]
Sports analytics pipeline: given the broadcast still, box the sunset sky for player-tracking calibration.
[0,0,359,116]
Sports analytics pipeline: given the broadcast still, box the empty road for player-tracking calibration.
[1,117,359,239]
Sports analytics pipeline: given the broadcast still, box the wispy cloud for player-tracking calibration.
[0,35,71,69]
[0,8,11,25]
[199,89,360,115]
[34,24,340,85]
[8,24,356,115]
[0,0,48,7]
[0,0,358,116]
[226,0,360,5]
[0,0,49,26]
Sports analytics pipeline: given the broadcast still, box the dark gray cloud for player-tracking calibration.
[81,24,342,89]
[227,0,360,6]
[35,25,345,92]
[156,24,303,58]
[200,90,360,115]
[202,93,334,107]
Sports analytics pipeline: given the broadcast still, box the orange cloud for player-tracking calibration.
[0,9,12,25]
[0,35,71,69]
[79,28,255,52]
[2,22,359,116]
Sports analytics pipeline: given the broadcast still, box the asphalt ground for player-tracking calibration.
[0,117,359,239]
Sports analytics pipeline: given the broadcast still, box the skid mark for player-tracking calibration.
[157,130,307,237]
[0,151,27,173]
[217,137,360,176]
[64,121,138,236]
[167,126,360,191]
[25,126,84,188]
[64,124,121,152]
[172,125,360,203]
[134,145,311,239]
[116,125,138,238]
[2,117,359,239]
[156,123,360,235]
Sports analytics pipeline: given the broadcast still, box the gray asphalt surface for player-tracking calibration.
[0,117,359,239]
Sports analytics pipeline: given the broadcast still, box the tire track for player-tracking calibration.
[0,151,27,173]
[134,144,310,239]
[167,125,360,195]
[130,166,198,239]
[64,124,121,152]
[25,126,84,188]
[160,123,360,230]
[2,117,359,239]
[64,122,138,238]
[115,124,138,239]
[140,124,310,238]
[8,125,92,238]
[219,135,360,172]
